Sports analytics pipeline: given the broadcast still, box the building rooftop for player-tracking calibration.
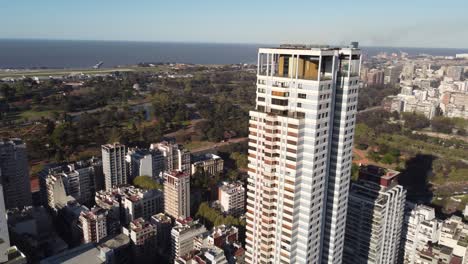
[165,170,190,179]
[40,243,102,264]
[358,165,400,187]
[98,233,130,250]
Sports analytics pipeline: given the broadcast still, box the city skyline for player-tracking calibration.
[1,0,468,49]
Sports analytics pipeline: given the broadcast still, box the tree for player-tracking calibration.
[431,116,455,134]
[230,152,247,169]
[133,175,163,190]
[402,112,430,130]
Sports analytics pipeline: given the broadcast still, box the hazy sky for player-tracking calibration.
[2,0,467,48]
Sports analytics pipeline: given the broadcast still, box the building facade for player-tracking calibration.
[164,171,190,219]
[123,218,157,264]
[191,153,224,177]
[151,141,191,175]
[79,207,108,243]
[126,148,154,181]
[0,184,10,263]
[246,44,361,264]
[121,187,163,224]
[0,139,32,209]
[402,204,441,264]
[151,213,172,255]
[102,143,128,190]
[218,181,245,216]
[171,219,207,261]
[343,165,406,264]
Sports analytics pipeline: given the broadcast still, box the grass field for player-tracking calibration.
[0,65,174,78]
[0,68,135,78]
[19,110,57,120]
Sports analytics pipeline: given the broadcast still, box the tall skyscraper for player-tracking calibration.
[0,138,32,209]
[102,143,128,190]
[0,184,10,263]
[164,171,190,219]
[245,44,361,263]
[343,165,406,264]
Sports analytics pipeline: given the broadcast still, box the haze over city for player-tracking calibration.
[1,0,468,48]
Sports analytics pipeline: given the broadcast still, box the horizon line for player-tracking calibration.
[1,38,468,51]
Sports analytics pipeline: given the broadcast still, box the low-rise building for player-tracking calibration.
[191,153,224,177]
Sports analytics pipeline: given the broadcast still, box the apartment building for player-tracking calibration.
[164,171,190,219]
[246,44,361,264]
[102,143,128,190]
[151,213,172,255]
[151,141,191,175]
[402,204,441,264]
[123,218,157,264]
[79,207,108,243]
[218,181,245,216]
[343,165,406,264]
[171,219,207,261]
[122,187,163,224]
[0,138,32,209]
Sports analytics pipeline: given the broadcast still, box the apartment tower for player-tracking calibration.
[102,143,128,190]
[343,165,406,264]
[246,44,361,264]
[164,171,190,219]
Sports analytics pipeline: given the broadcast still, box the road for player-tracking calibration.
[191,137,248,154]
[358,105,383,113]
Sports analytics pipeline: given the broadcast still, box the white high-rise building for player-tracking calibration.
[402,204,441,264]
[0,184,10,263]
[246,44,361,264]
[102,143,128,190]
[343,165,406,264]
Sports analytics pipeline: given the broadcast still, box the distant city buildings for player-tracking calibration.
[0,139,32,209]
[218,181,245,216]
[383,59,468,119]
[164,171,190,219]
[344,165,406,264]
[366,69,385,86]
[102,143,128,190]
